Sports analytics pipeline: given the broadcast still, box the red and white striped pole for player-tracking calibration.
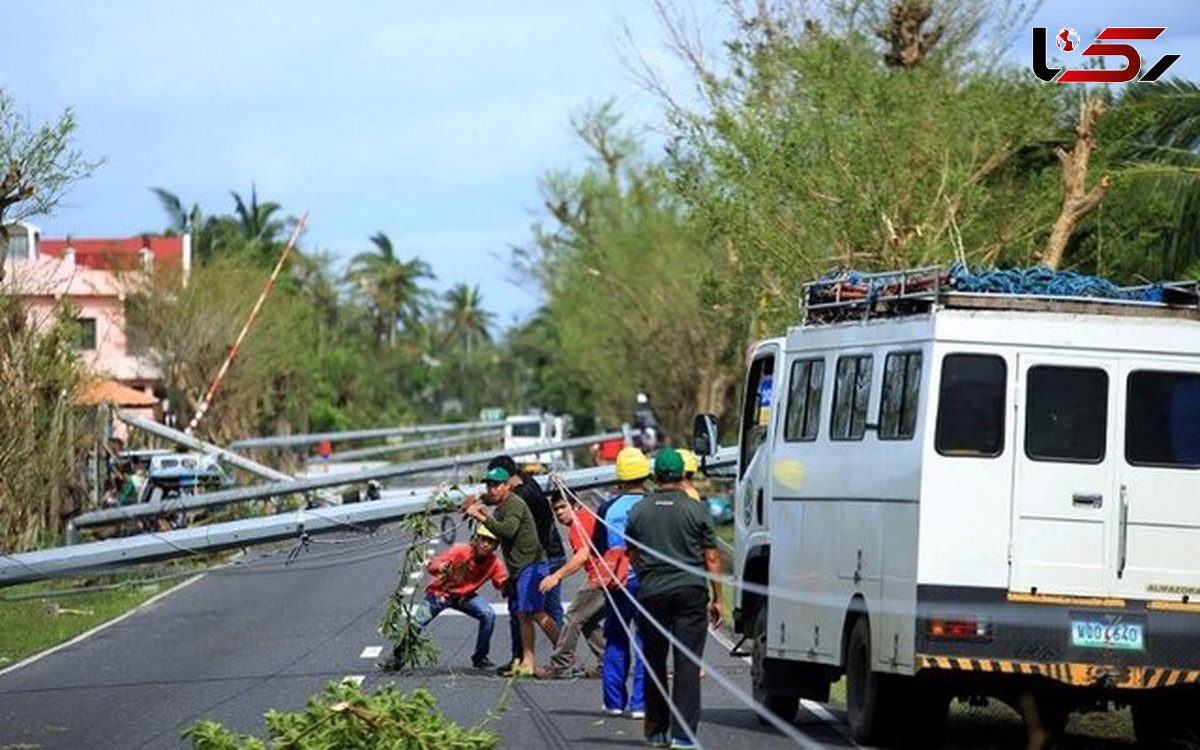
[185,212,308,436]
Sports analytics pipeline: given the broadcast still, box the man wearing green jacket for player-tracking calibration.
[464,466,560,676]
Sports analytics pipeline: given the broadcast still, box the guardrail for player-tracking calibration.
[0,447,737,586]
[70,432,625,530]
[229,420,504,450]
[313,431,501,463]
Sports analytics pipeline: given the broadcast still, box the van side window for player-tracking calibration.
[784,358,824,442]
[879,351,922,440]
[1026,365,1108,463]
[1126,370,1200,468]
[935,354,1006,457]
[831,355,872,441]
[740,355,776,477]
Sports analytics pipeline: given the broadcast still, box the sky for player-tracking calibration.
[1,1,1198,328]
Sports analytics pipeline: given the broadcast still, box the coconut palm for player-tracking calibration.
[441,283,495,358]
[346,232,434,348]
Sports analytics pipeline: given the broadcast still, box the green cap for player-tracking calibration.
[653,448,685,482]
[483,466,511,484]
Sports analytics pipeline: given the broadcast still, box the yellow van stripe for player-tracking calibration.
[916,654,1200,689]
[1006,591,1126,608]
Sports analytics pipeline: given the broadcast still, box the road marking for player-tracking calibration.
[441,603,509,616]
[343,674,365,686]
[0,573,206,677]
[361,646,382,659]
[401,586,415,596]
[409,571,422,581]
[707,625,848,737]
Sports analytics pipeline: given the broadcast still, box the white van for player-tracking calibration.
[694,267,1200,746]
[503,414,569,471]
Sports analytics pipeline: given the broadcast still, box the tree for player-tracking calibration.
[150,187,221,265]
[441,283,494,358]
[655,0,1061,331]
[517,104,744,439]
[346,232,434,348]
[0,89,99,280]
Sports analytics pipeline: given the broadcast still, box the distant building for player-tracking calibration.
[2,223,190,418]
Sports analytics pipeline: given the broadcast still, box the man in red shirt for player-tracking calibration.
[412,525,507,670]
[536,491,607,678]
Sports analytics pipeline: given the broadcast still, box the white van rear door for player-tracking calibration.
[1113,360,1200,601]
[1010,355,1118,597]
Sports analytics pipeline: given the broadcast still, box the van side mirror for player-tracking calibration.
[693,414,719,457]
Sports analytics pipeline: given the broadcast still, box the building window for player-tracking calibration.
[831,355,872,441]
[1026,365,1108,463]
[784,358,824,442]
[76,318,97,350]
[935,354,1007,457]
[879,351,922,440]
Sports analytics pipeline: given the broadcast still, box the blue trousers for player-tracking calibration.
[415,592,495,664]
[507,554,566,661]
[602,578,645,713]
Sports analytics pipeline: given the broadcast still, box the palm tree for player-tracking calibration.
[150,187,220,265]
[441,283,495,358]
[346,232,434,348]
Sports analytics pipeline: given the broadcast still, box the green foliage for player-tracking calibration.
[0,294,87,552]
[183,681,497,750]
[0,87,101,271]
[378,493,462,670]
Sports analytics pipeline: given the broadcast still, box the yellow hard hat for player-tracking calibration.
[678,449,699,476]
[615,447,651,482]
[475,524,497,541]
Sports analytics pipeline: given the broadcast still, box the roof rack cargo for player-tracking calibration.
[800,264,1200,325]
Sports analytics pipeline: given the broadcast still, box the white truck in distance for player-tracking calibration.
[693,267,1200,747]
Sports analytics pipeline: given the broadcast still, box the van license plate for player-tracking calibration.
[1070,620,1144,650]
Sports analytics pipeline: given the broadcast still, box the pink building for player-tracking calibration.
[2,226,190,424]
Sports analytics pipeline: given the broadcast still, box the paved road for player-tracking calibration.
[0,523,1135,750]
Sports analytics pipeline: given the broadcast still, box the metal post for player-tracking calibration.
[118,410,294,483]
[228,419,504,450]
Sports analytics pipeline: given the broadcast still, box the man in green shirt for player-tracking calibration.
[626,448,722,749]
[464,466,559,676]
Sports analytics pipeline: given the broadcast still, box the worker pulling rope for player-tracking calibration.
[184,212,309,435]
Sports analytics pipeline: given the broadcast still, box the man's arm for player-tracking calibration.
[480,504,521,540]
[426,548,453,576]
[490,558,508,591]
[542,544,588,592]
[703,546,723,627]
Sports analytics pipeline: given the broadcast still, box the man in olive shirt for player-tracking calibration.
[465,466,560,676]
[626,449,722,750]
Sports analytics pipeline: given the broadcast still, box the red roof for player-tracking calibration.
[40,236,186,271]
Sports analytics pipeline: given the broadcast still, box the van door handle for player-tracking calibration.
[1072,493,1103,508]
[756,489,764,526]
[1117,485,1130,579]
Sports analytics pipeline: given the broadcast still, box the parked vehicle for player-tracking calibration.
[503,414,570,472]
[147,452,234,499]
[694,267,1200,746]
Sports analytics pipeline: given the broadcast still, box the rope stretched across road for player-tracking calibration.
[554,477,827,750]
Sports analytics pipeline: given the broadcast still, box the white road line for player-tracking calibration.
[401,586,415,596]
[707,625,848,737]
[408,571,422,581]
[441,603,509,616]
[360,646,383,659]
[0,573,206,677]
[343,674,365,686]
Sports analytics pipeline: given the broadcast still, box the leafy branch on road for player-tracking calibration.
[377,489,461,671]
[183,680,496,750]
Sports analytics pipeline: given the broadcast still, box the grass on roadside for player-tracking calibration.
[0,563,206,668]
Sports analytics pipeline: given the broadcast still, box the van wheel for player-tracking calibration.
[845,617,905,745]
[1133,695,1200,749]
[751,606,799,725]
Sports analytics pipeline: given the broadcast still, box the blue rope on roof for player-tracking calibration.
[947,263,1164,302]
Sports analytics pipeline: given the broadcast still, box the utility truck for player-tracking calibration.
[693,267,1200,747]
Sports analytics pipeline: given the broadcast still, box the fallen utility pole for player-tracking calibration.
[119,411,293,483]
[313,431,501,463]
[229,420,503,450]
[0,447,738,586]
[70,431,624,530]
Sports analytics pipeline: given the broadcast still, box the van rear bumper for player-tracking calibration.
[915,584,1200,690]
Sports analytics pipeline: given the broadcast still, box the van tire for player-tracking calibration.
[845,616,905,745]
[1133,693,1200,749]
[751,605,799,725]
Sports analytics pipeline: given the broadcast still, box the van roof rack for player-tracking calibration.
[800,265,1200,325]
